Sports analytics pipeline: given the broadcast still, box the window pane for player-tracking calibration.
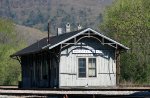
[89,58,96,68]
[89,69,96,77]
[88,58,92,68]
[79,68,86,73]
[79,58,86,68]
[79,73,86,77]
[88,58,96,77]
[78,58,86,78]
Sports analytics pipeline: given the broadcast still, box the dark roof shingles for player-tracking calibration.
[11,29,85,57]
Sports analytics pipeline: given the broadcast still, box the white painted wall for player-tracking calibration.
[59,38,116,87]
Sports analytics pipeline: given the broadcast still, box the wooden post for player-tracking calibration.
[116,50,120,86]
[63,94,68,98]
[93,94,95,98]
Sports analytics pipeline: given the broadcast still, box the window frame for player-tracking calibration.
[78,58,87,78]
[88,58,97,77]
[77,57,97,78]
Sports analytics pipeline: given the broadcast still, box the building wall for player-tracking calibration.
[21,51,59,88]
[59,38,116,87]
[21,56,31,88]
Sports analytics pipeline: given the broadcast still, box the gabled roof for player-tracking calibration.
[11,28,129,57]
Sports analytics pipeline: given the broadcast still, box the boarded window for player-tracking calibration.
[88,58,96,77]
[78,58,86,78]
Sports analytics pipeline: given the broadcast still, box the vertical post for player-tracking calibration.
[48,22,50,43]
[58,45,62,88]
[20,56,24,88]
[93,94,95,98]
[116,49,120,86]
[48,52,51,87]
[63,94,68,98]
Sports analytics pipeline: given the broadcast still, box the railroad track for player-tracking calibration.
[0,86,150,97]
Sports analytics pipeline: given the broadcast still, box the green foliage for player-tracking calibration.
[100,0,150,84]
[0,18,26,85]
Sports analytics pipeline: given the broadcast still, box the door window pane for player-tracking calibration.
[78,58,86,78]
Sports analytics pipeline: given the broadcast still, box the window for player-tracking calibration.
[78,58,97,78]
[78,58,86,78]
[88,58,96,77]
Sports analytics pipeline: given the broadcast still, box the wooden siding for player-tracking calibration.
[59,38,116,87]
[21,51,59,88]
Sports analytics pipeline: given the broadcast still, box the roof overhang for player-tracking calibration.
[43,28,129,50]
[11,28,129,57]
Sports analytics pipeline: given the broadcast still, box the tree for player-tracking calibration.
[100,0,150,84]
[0,18,26,85]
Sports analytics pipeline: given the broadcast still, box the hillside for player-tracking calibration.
[15,24,47,45]
[0,18,46,85]
[0,0,114,34]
